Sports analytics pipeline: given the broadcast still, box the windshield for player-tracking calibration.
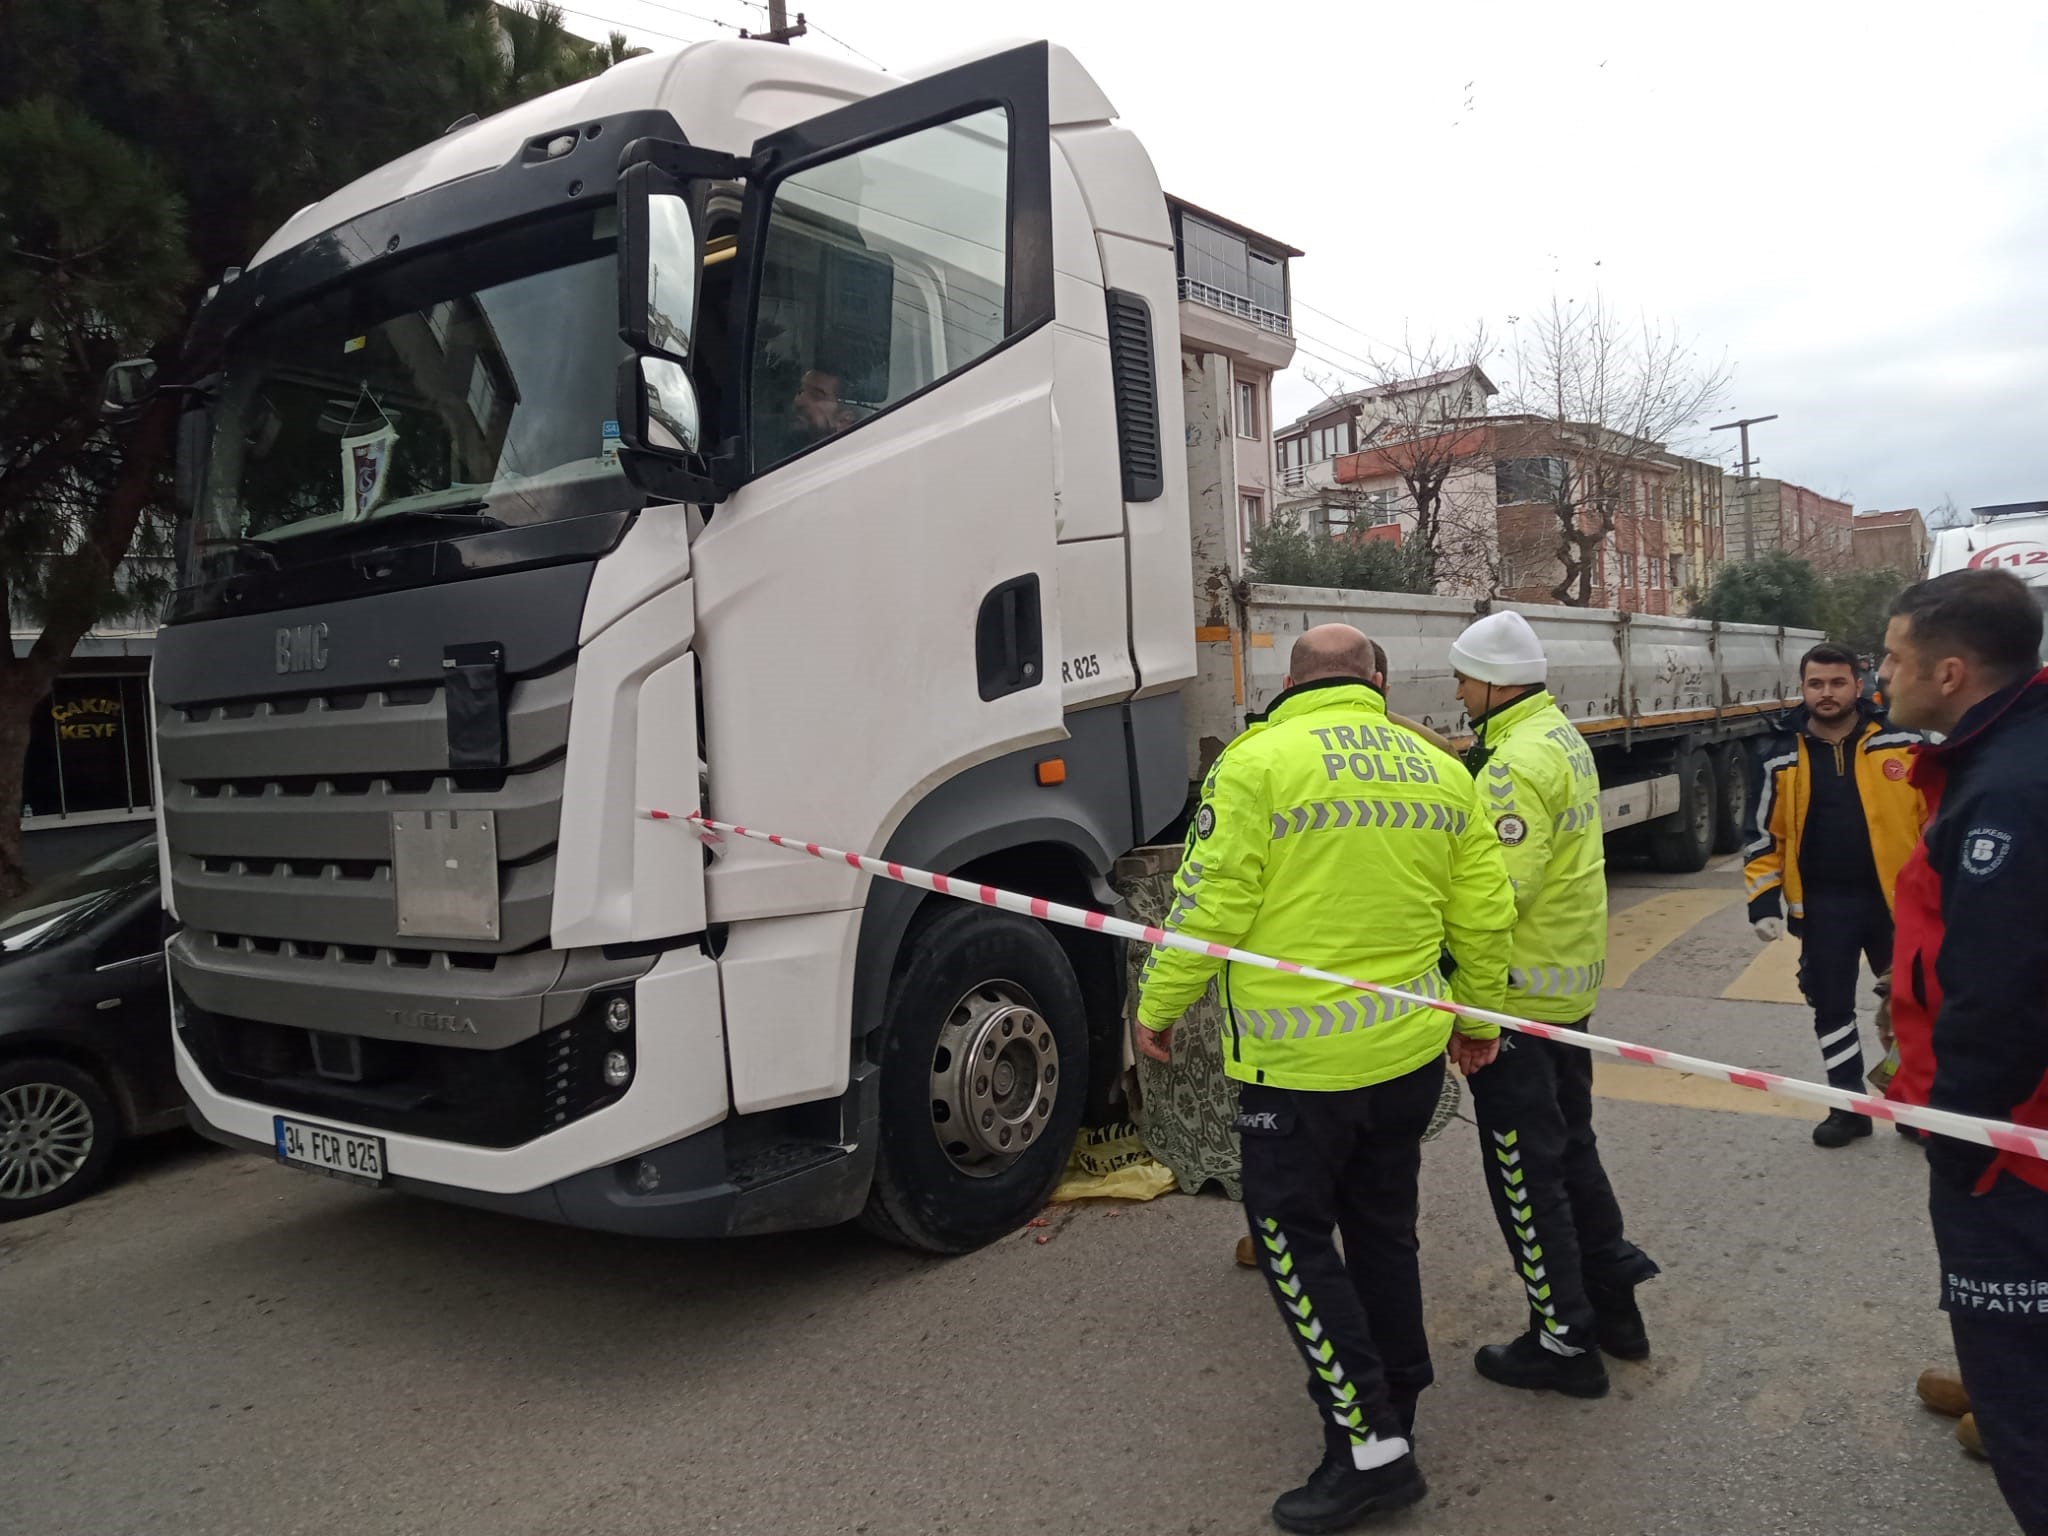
[0,835,157,956]
[191,208,627,575]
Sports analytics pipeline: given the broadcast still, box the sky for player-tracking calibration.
[559,0,2048,518]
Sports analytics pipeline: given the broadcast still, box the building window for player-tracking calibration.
[1306,421,1353,463]
[1241,493,1263,533]
[1497,457,1567,505]
[21,673,156,824]
[1236,379,1257,439]
[1649,557,1662,589]
[1670,554,1684,589]
[1247,250,1286,316]
[1176,214,1291,329]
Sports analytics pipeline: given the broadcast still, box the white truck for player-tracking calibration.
[135,39,1816,1252]
[1927,502,2048,660]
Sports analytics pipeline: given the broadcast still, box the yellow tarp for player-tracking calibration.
[1049,1121,1179,1203]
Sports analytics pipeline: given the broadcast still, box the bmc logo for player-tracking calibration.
[274,622,330,674]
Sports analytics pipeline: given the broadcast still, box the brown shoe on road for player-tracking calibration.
[1917,1367,1971,1418]
[1958,1413,1988,1459]
[1235,1234,1257,1268]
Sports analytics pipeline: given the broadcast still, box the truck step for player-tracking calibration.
[726,1139,849,1190]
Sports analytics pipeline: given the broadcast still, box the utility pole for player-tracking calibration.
[1712,413,1778,563]
[744,3,808,42]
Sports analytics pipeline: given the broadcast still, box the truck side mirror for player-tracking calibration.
[101,358,159,419]
[615,160,721,503]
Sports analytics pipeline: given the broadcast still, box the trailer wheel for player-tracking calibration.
[1649,750,1716,874]
[860,904,1088,1254]
[1710,745,1750,856]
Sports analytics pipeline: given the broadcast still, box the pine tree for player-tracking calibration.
[0,1,619,894]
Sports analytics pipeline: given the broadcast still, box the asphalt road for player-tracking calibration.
[0,856,2016,1536]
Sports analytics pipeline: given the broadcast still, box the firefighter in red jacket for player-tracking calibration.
[1879,569,2048,1536]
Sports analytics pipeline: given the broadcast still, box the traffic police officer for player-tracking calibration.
[1136,623,1514,1533]
[1449,611,1659,1399]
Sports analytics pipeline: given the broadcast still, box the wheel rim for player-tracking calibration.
[928,981,1059,1179]
[0,1081,96,1202]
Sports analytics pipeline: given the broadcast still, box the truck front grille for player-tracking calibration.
[156,666,574,957]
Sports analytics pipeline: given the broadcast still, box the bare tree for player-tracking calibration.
[1925,493,1969,531]
[1500,296,1730,606]
[1293,325,1501,594]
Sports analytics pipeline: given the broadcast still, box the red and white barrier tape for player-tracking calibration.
[647,809,2048,1163]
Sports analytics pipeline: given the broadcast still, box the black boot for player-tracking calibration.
[1813,1109,1873,1148]
[1585,1281,1650,1361]
[1272,1443,1427,1535]
[1474,1331,1610,1398]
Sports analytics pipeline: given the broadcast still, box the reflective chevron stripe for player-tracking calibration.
[1553,798,1601,833]
[1506,960,1606,999]
[1229,969,1451,1040]
[1252,1216,1368,1446]
[1270,798,1468,840]
[1491,1129,1582,1356]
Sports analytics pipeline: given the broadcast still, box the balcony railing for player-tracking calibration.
[1178,278,1292,337]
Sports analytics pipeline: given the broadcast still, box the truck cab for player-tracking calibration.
[157,40,1192,1251]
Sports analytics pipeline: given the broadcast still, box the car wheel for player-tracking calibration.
[0,1057,120,1221]
[860,904,1088,1254]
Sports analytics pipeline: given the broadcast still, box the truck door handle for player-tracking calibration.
[975,575,1043,701]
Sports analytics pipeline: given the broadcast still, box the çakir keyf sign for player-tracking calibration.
[51,695,122,742]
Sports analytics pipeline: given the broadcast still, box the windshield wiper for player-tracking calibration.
[348,503,511,535]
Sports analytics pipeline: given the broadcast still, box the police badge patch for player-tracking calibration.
[1197,803,1217,839]
[1961,827,2013,878]
[1495,813,1528,846]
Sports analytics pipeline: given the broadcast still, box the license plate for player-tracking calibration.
[273,1115,386,1187]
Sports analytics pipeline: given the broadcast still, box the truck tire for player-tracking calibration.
[1649,749,1716,874]
[1710,744,1750,857]
[0,1056,120,1222]
[861,904,1088,1254]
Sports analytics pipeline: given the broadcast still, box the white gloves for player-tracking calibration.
[1752,917,1785,943]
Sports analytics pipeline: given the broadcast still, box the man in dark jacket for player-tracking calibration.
[1880,568,2048,1535]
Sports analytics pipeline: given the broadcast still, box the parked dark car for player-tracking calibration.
[1,833,183,1219]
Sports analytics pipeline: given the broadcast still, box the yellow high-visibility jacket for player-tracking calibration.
[1135,680,1516,1092]
[1472,690,1609,1023]
[1744,709,1925,928]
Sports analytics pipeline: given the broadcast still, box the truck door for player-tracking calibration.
[691,44,1063,922]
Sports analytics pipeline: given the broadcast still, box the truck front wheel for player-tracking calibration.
[861,904,1088,1254]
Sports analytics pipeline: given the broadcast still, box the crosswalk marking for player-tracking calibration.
[1592,1062,1816,1122]
[1721,934,1806,1005]
[1603,888,1743,989]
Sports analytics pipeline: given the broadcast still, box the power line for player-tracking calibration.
[809,18,885,69]
[1292,327,1385,378]
[1292,297,1404,356]
[553,3,703,44]
[629,0,746,30]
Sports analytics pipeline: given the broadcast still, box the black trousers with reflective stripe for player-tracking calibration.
[1468,1016,1658,1351]
[1238,1062,1442,1452]
[1795,884,1892,1090]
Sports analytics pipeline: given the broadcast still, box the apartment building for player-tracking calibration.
[1167,197,1300,562]
[1723,476,1853,571]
